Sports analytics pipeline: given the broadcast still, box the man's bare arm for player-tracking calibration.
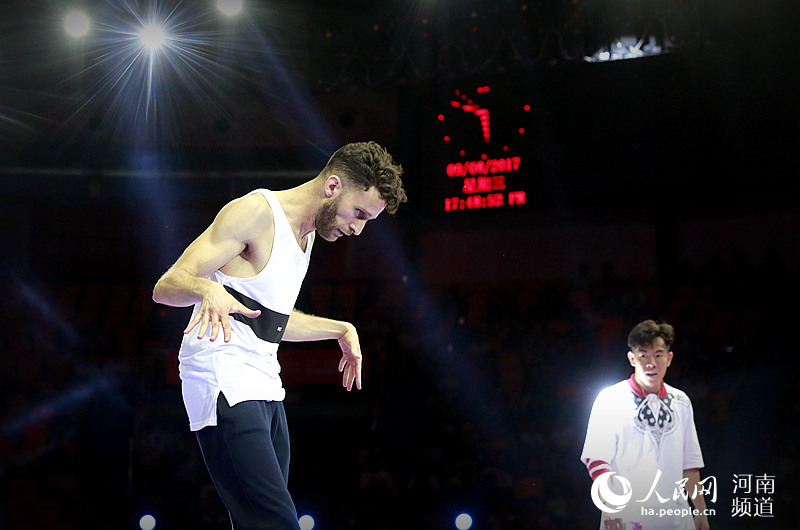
[684,468,710,530]
[152,194,271,341]
[284,310,362,391]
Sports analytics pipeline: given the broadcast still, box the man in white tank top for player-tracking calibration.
[153,142,406,529]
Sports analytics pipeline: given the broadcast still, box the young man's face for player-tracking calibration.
[627,336,673,394]
[315,186,386,242]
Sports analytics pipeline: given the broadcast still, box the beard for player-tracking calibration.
[315,195,342,241]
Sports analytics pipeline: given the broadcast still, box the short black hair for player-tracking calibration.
[628,319,675,351]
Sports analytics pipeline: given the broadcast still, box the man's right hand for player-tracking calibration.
[184,283,261,342]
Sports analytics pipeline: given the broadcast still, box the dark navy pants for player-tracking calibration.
[196,393,301,530]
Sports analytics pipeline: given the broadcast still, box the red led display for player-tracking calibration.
[446,156,521,177]
[430,83,532,214]
[451,99,491,143]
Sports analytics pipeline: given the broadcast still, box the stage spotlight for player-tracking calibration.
[138,23,167,51]
[218,0,243,16]
[139,514,157,530]
[65,10,90,37]
[298,514,315,530]
[455,512,473,530]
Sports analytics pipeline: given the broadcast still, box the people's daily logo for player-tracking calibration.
[591,472,633,513]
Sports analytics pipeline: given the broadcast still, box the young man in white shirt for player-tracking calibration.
[581,319,711,530]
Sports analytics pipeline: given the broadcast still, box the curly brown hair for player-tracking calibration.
[628,319,675,351]
[320,141,407,214]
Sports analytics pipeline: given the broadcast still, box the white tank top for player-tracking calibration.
[178,189,314,431]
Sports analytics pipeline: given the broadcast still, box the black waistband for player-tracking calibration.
[224,286,289,344]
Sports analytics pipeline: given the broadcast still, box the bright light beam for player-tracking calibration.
[65,10,91,37]
[54,1,233,148]
[139,23,167,51]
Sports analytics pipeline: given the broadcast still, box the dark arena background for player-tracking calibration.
[1,0,799,529]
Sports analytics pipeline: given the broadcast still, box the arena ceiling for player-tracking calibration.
[0,0,797,176]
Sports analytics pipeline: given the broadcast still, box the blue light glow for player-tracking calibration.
[455,513,473,529]
[456,513,472,530]
[298,514,315,529]
[139,514,157,530]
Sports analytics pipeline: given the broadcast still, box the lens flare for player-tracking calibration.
[218,0,243,16]
[138,23,167,50]
[65,11,91,37]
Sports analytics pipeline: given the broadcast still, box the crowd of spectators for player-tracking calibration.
[1,246,797,529]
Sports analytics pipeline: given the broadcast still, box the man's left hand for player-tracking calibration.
[337,323,362,391]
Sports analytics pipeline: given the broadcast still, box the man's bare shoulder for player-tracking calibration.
[213,192,277,276]
[216,192,274,236]
[226,191,272,214]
